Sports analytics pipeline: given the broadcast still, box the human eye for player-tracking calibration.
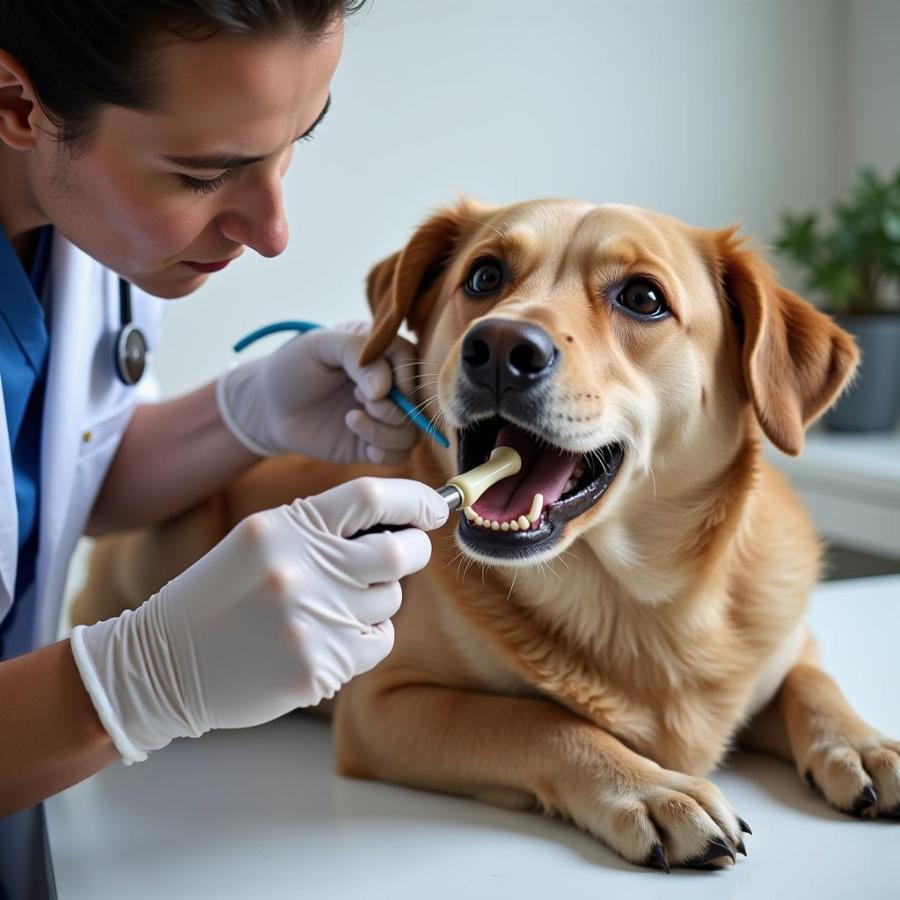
[178,171,232,195]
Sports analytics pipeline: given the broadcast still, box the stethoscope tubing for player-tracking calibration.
[112,295,450,450]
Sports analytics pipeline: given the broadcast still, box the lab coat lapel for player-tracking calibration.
[34,235,105,643]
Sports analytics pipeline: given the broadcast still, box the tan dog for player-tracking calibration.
[72,198,900,872]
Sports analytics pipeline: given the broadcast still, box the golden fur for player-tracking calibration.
[72,199,900,871]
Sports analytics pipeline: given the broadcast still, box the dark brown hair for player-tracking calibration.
[0,0,369,148]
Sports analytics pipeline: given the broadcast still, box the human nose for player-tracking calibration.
[217,168,289,258]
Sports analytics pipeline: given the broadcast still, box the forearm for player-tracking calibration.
[87,381,259,534]
[0,639,119,816]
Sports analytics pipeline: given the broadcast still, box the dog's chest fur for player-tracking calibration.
[425,552,759,775]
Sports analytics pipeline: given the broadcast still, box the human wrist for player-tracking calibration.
[215,359,280,457]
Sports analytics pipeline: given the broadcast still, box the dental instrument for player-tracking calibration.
[436,446,521,512]
[352,445,522,537]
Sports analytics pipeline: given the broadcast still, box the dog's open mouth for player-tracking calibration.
[456,416,624,557]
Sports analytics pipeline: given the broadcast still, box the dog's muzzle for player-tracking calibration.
[452,319,624,560]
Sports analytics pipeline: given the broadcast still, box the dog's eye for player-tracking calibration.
[464,258,506,298]
[616,279,669,318]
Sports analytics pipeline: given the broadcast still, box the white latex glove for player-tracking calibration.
[216,321,419,465]
[71,477,448,764]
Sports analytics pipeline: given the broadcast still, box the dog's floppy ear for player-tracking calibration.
[714,229,859,456]
[359,197,491,366]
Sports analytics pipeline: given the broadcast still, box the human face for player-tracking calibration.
[29,26,342,298]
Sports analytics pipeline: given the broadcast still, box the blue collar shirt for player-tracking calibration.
[0,223,53,659]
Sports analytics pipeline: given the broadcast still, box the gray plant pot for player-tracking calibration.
[824,313,900,432]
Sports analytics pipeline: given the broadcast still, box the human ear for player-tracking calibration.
[0,50,40,151]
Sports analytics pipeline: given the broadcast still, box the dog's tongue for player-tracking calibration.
[471,424,579,522]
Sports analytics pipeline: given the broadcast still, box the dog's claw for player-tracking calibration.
[804,769,818,792]
[851,785,878,817]
[646,842,670,873]
[736,838,747,857]
[685,836,735,867]
[737,816,752,835]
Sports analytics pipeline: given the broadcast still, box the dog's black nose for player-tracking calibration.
[461,318,557,395]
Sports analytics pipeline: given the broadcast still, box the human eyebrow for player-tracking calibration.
[160,95,332,171]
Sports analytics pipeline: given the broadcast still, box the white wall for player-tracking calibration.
[154,0,848,397]
[842,0,900,188]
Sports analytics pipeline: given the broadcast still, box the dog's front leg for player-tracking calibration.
[780,665,900,818]
[334,680,749,871]
[745,632,900,818]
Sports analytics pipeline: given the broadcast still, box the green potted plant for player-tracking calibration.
[775,166,900,432]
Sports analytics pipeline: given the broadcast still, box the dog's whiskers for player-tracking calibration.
[392,361,442,370]
[446,549,465,578]
[394,372,441,389]
[413,396,450,435]
[505,568,519,603]
[409,394,443,422]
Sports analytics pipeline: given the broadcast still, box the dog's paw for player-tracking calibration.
[802,734,900,819]
[569,767,749,872]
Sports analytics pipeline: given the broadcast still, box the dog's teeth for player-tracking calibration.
[527,494,543,524]
[468,502,546,534]
[563,478,577,493]
[574,461,585,478]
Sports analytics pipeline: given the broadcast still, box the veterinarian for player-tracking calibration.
[0,1,451,894]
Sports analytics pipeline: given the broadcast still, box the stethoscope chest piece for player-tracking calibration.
[115,278,149,385]
[115,321,149,385]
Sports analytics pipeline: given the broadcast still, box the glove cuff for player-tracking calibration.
[70,624,149,765]
[216,362,280,458]
[71,597,208,764]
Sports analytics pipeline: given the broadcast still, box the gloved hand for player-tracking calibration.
[216,321,419,465]
[70,477,448,764]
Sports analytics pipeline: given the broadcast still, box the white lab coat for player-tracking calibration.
[0,233,164,899]
[0,230,165,652]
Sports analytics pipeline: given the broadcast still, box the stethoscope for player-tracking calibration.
[114,278,149,386]
[110,288,450,448]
